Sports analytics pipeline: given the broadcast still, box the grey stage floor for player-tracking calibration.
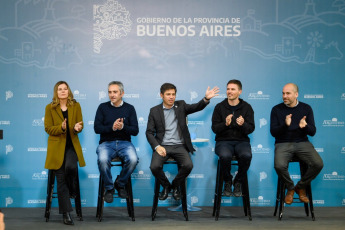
[2,206,345,230]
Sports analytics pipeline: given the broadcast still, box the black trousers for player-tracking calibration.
[215,141,252,183]
[55,145,78,214]
[150,145,193,188]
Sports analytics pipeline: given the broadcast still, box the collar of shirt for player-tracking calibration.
[162,104,175,110]
[284,100,299,108]
[110,100,124,107]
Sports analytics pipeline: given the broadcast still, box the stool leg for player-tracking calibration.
[278,181,285,220]
[180,182,188,221]
[307,185,315,221]
[212,160,220,217]
[151,179,160,221]
[97,176,105,222]
[243,174,252,220]
[74,170,83,221]
[44,170,55,222]
[273,176,281,216]
[126,177,135,221]
[215,167,224,221]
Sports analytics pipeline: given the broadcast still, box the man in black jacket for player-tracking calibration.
[212,79,255,197]
[146,83,219,200]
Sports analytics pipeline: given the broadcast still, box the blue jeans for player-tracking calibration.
[96,140,138,190]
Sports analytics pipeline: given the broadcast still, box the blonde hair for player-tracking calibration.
[51,81,75,108]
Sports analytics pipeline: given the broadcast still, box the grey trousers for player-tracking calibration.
[274,142,323,190]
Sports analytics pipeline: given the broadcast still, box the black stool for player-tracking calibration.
[273,158,315,220]
[96,157,135,222]
[44,169,83,222]
[212,156,252,220]
[151,158,188,221]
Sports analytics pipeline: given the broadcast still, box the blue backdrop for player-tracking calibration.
[1,0,345,208]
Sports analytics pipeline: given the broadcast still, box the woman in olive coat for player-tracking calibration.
[44,81,85,225]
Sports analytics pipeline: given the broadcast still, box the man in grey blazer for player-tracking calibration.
[146,83,219,200]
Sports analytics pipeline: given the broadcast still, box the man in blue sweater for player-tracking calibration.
[270,83,323,205]
[94,81,139,203]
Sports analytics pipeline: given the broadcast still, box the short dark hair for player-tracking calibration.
[227,79,242,90]
[160,83,177,94]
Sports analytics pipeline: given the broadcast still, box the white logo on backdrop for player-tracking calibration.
[341,93,345,100]
[250,196,271,205]
[304,94,324,99]
[6,197,13,207]
[341,147,345,154]
[93,0,132,53]
[131,170,151,180]
[314,147,324,153]
[27,94,47,98]
[313,200,325,205]
[323,172,345,180]
[74,90,86,100]
[32,117,44,126]
[259,118,267,128]
[6,145,13,155]
[0,175,10,179]
[0,121,10,125]
[248,91,270,100]
[260,172,267,181]
[191,196,199,206]
[252,144,270,153]
[6,91,13,101]
[32,171,48,180]
[99,91,106,101]
[322,118,345,127]
[138,117,147,126]
[190,91,198,101]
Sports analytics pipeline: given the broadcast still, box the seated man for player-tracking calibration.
[94,81,139,203]
[270,83,323,204]
[211,79,255,197]
[146,83,219,200]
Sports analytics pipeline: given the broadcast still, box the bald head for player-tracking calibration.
[282,83,299,107]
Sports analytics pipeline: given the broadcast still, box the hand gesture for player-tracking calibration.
[285,114,292,126]
[113,118,124,131]
[299,116,307,128]
[205,86,220,100]
[74,121,83,132]
[61,118,67,131]
[236,115,245,126]
[225,114,233,126]
[156,146,167,157]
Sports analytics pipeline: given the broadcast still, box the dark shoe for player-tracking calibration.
[233,182,242,197]
[223,180,232,197]
[114,181,128,198]
[63,212,74,225]
[295,187,309,203]
[104,188,115,203]
[285,189,294,205]
[158,185,171,200]
[172,187,181,201]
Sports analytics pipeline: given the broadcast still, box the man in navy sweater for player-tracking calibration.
[94,81,139,203]
[270,83,323,205]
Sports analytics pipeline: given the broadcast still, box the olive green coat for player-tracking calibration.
[44,102,86,169]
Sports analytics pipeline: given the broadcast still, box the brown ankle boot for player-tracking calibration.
[295,187,309,203]
[284,189,294,204]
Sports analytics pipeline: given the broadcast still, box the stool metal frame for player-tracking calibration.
[151,158,188,221]
[44,169,83,222]
[212,156,252,221]
[96,157,135,222]
[273,158,315,221]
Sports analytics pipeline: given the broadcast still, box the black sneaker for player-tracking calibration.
[233,182,242,197]
[104,188,115,203]
[223,181,232,197]
[114,181,128,198]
